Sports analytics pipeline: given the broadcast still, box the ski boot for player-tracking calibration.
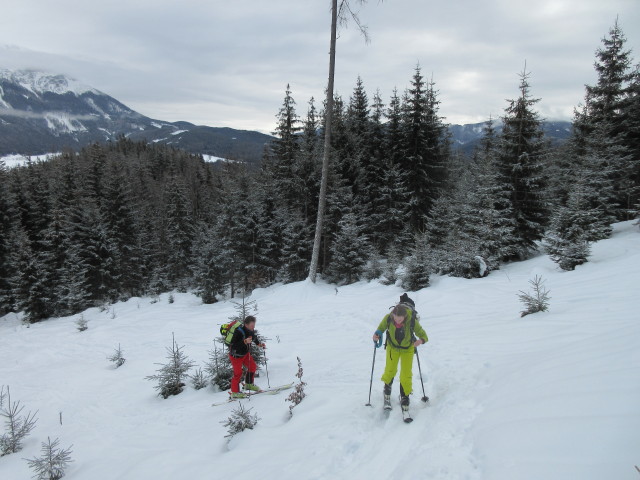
[231,392,247,399]
[400,385,410,413]
[383,383,392,410]
[244,371,261,392]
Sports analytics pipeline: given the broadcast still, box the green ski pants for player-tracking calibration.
[381,345,414,395]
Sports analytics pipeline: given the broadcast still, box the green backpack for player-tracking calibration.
[220,320,243,346]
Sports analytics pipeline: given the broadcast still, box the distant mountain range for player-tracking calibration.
[449,120,573,155]
[0,69,273,164]
[0,69,573,163]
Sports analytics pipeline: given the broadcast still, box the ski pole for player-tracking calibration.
[415,346,429,403]
[365,343,377,406]
[263,345,271,388]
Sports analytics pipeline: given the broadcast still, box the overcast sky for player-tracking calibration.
[1,0,639,134]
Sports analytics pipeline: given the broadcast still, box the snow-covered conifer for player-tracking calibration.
[325,212,368,284]
[278,211,312,283]
[25,437,73,480]
[222,403,259,438]
[381,244,402,286]
[0,386,38,456]
[145,333,195,398]
[498,69,548,258]
[206,340,233,391]
[108,344,126,368]
[363,248,384,281]
[75,314,88,332]
[518,276,551,317]
[191,368,208,391]
[401,233,432,291]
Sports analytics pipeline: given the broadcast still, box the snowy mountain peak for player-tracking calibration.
[0,68,99,97]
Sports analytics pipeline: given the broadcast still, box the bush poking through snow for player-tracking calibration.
[107,344,126,368]
[145,333,195,399]
[75,315,88,332]
[286,357,307,417]
[222,403,259,438]
[25,437,73,480]
[191,368,208,390]
[0,386,38,456]
[518,275,551,317]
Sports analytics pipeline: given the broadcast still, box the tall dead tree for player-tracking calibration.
[308,0,373,282]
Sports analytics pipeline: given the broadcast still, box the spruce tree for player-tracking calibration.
[163,175,194,288]
[296,97,321,224]
[472,119,519,265]
[356,88,388,249]
[498,69,548,257]
[146,333,195,399]
[325,212,368,285]
[581,20,637,217]
[402,232,432,291]
[278,210,312,283]
[270,84,301,206]
[622,66,640,213]
[9,227,53,322]
[102,159,143,298]
[0,162,14,314]
[192,223,226,304]
[544,184,593,271]
[400,66,430,231]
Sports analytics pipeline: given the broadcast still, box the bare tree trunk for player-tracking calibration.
[308,0,338,283]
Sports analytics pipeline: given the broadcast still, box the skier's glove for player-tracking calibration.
[374,330,384,348]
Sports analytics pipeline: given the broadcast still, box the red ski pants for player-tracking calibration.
[229,353,257,393]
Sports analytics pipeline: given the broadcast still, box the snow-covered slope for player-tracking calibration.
[0,69,99,97]
[0,222,638,480]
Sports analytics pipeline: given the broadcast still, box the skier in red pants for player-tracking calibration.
[228,315,266,398]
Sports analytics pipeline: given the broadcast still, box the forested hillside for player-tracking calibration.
[0,23,638,323]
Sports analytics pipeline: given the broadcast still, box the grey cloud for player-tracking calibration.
[0,108,97,121]
[1,0,638,133]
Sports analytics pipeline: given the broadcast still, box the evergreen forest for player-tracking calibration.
[0,22,638,322]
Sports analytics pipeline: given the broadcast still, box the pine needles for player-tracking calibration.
[518,275,551,317]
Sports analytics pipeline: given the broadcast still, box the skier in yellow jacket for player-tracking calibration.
[372,294,428,411]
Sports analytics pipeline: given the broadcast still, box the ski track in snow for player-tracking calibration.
[0,221,639,480]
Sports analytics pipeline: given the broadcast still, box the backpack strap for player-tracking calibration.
[385,309,417,350]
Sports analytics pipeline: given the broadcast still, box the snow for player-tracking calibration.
[170,129,189,136]
[83,98,110,119]
[201,154,231,164]
[44,112,87,134]
[0,222,639,480]
[0,153,60,168]
[0,69,99,96]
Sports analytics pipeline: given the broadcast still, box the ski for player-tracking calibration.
[211,382,294,407]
